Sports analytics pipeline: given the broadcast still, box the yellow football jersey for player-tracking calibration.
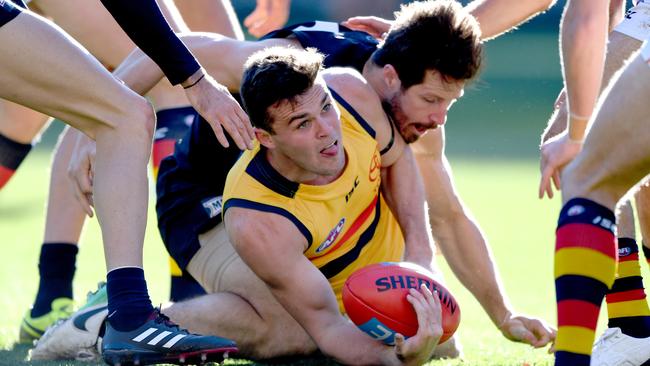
[223,88,404,312]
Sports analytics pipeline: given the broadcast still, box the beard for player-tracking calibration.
[383,97,421,144]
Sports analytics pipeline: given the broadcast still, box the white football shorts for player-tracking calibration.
[615,0,650,41]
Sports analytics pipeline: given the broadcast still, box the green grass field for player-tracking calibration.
[0,32,642,365]
[0,151,584,366]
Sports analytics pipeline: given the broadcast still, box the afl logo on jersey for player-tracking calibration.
[316,218,346,253]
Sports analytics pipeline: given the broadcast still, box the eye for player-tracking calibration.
[298,120,311,129]
[322,103,333,112]
[423,96,440,104]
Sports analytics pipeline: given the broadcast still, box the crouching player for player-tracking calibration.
[158,47,443,364]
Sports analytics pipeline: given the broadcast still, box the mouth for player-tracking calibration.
[320,140,339,156]
[411,124,431,137]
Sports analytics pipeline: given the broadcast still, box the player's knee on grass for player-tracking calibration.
[244,318,317,360]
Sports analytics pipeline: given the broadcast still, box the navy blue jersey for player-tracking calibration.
[157,22,379,269]
[262,21,379,73]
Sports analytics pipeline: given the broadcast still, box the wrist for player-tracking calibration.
[567,112,589,142]
[497,310,513,330]
[181,68,205,89]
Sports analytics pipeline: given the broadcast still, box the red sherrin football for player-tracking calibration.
[342,262,460,345]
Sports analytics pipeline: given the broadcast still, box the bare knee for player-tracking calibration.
[118,96,155,144]
[96,95,155,152]
[250,322,317,360]
[561,163,620,208]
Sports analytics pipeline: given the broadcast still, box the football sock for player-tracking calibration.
[106,267,154,332]
[606,238,650,337]
[554,198,617,366]
[0,132,32,190]
[31,243,78,317]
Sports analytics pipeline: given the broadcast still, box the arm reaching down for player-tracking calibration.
[225,207,442,365]
[411,130,555,347]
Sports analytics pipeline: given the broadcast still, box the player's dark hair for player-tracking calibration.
[371,0,482,88]
[240,47,324,133]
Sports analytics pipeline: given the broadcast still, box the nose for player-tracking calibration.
[429,108,447,127]
[316,116,335,138]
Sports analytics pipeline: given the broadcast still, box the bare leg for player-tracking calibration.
[0,100,50,189]
[164,225,317,359]
[562,55,650,206]
[0,100,49,144]
[555,50,650,364]
[617,200,636,240]
[0,12,154,271]
[635,183,650,255]
[43,127,87,244]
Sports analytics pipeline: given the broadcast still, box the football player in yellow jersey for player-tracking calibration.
[165,46,443,365]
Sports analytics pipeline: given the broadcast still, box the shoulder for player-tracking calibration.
[323,68,403,163]
[323,67,378,106]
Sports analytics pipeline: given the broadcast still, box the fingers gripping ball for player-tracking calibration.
[342,262,460,345]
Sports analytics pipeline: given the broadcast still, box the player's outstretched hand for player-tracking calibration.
[68,132,96,218]
[538,131,582,199]
[244,0,290,38]
[342,16,392,40]
[394,286,442,365]
[184,71,255,150]
[499,313,556,348]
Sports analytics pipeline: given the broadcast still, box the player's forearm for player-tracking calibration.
[101,0,201,85]
[541,31,642,144]
[430,211,512,327]
[113,48,166,96]
[561,0,608,141]
[316,322,403,366]
[380,148,433,270]
[466,0,556,40]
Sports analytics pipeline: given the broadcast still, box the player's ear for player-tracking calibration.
[255,128,275,149]
[382,64,401,91]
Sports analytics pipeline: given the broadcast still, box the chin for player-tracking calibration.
[401,130,419,144]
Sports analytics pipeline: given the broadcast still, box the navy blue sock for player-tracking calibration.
[106,267,154,332]
[31,243,78,317]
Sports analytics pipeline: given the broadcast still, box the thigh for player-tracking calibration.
[562,51,650,207]
[188,224,313,345]
[30,0,135,69]
[0,11,141,136]
[0,100,50,143]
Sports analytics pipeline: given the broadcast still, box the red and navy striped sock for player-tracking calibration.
[606,238,650,338]
[0,132,31,189]
[554,198,617,366]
